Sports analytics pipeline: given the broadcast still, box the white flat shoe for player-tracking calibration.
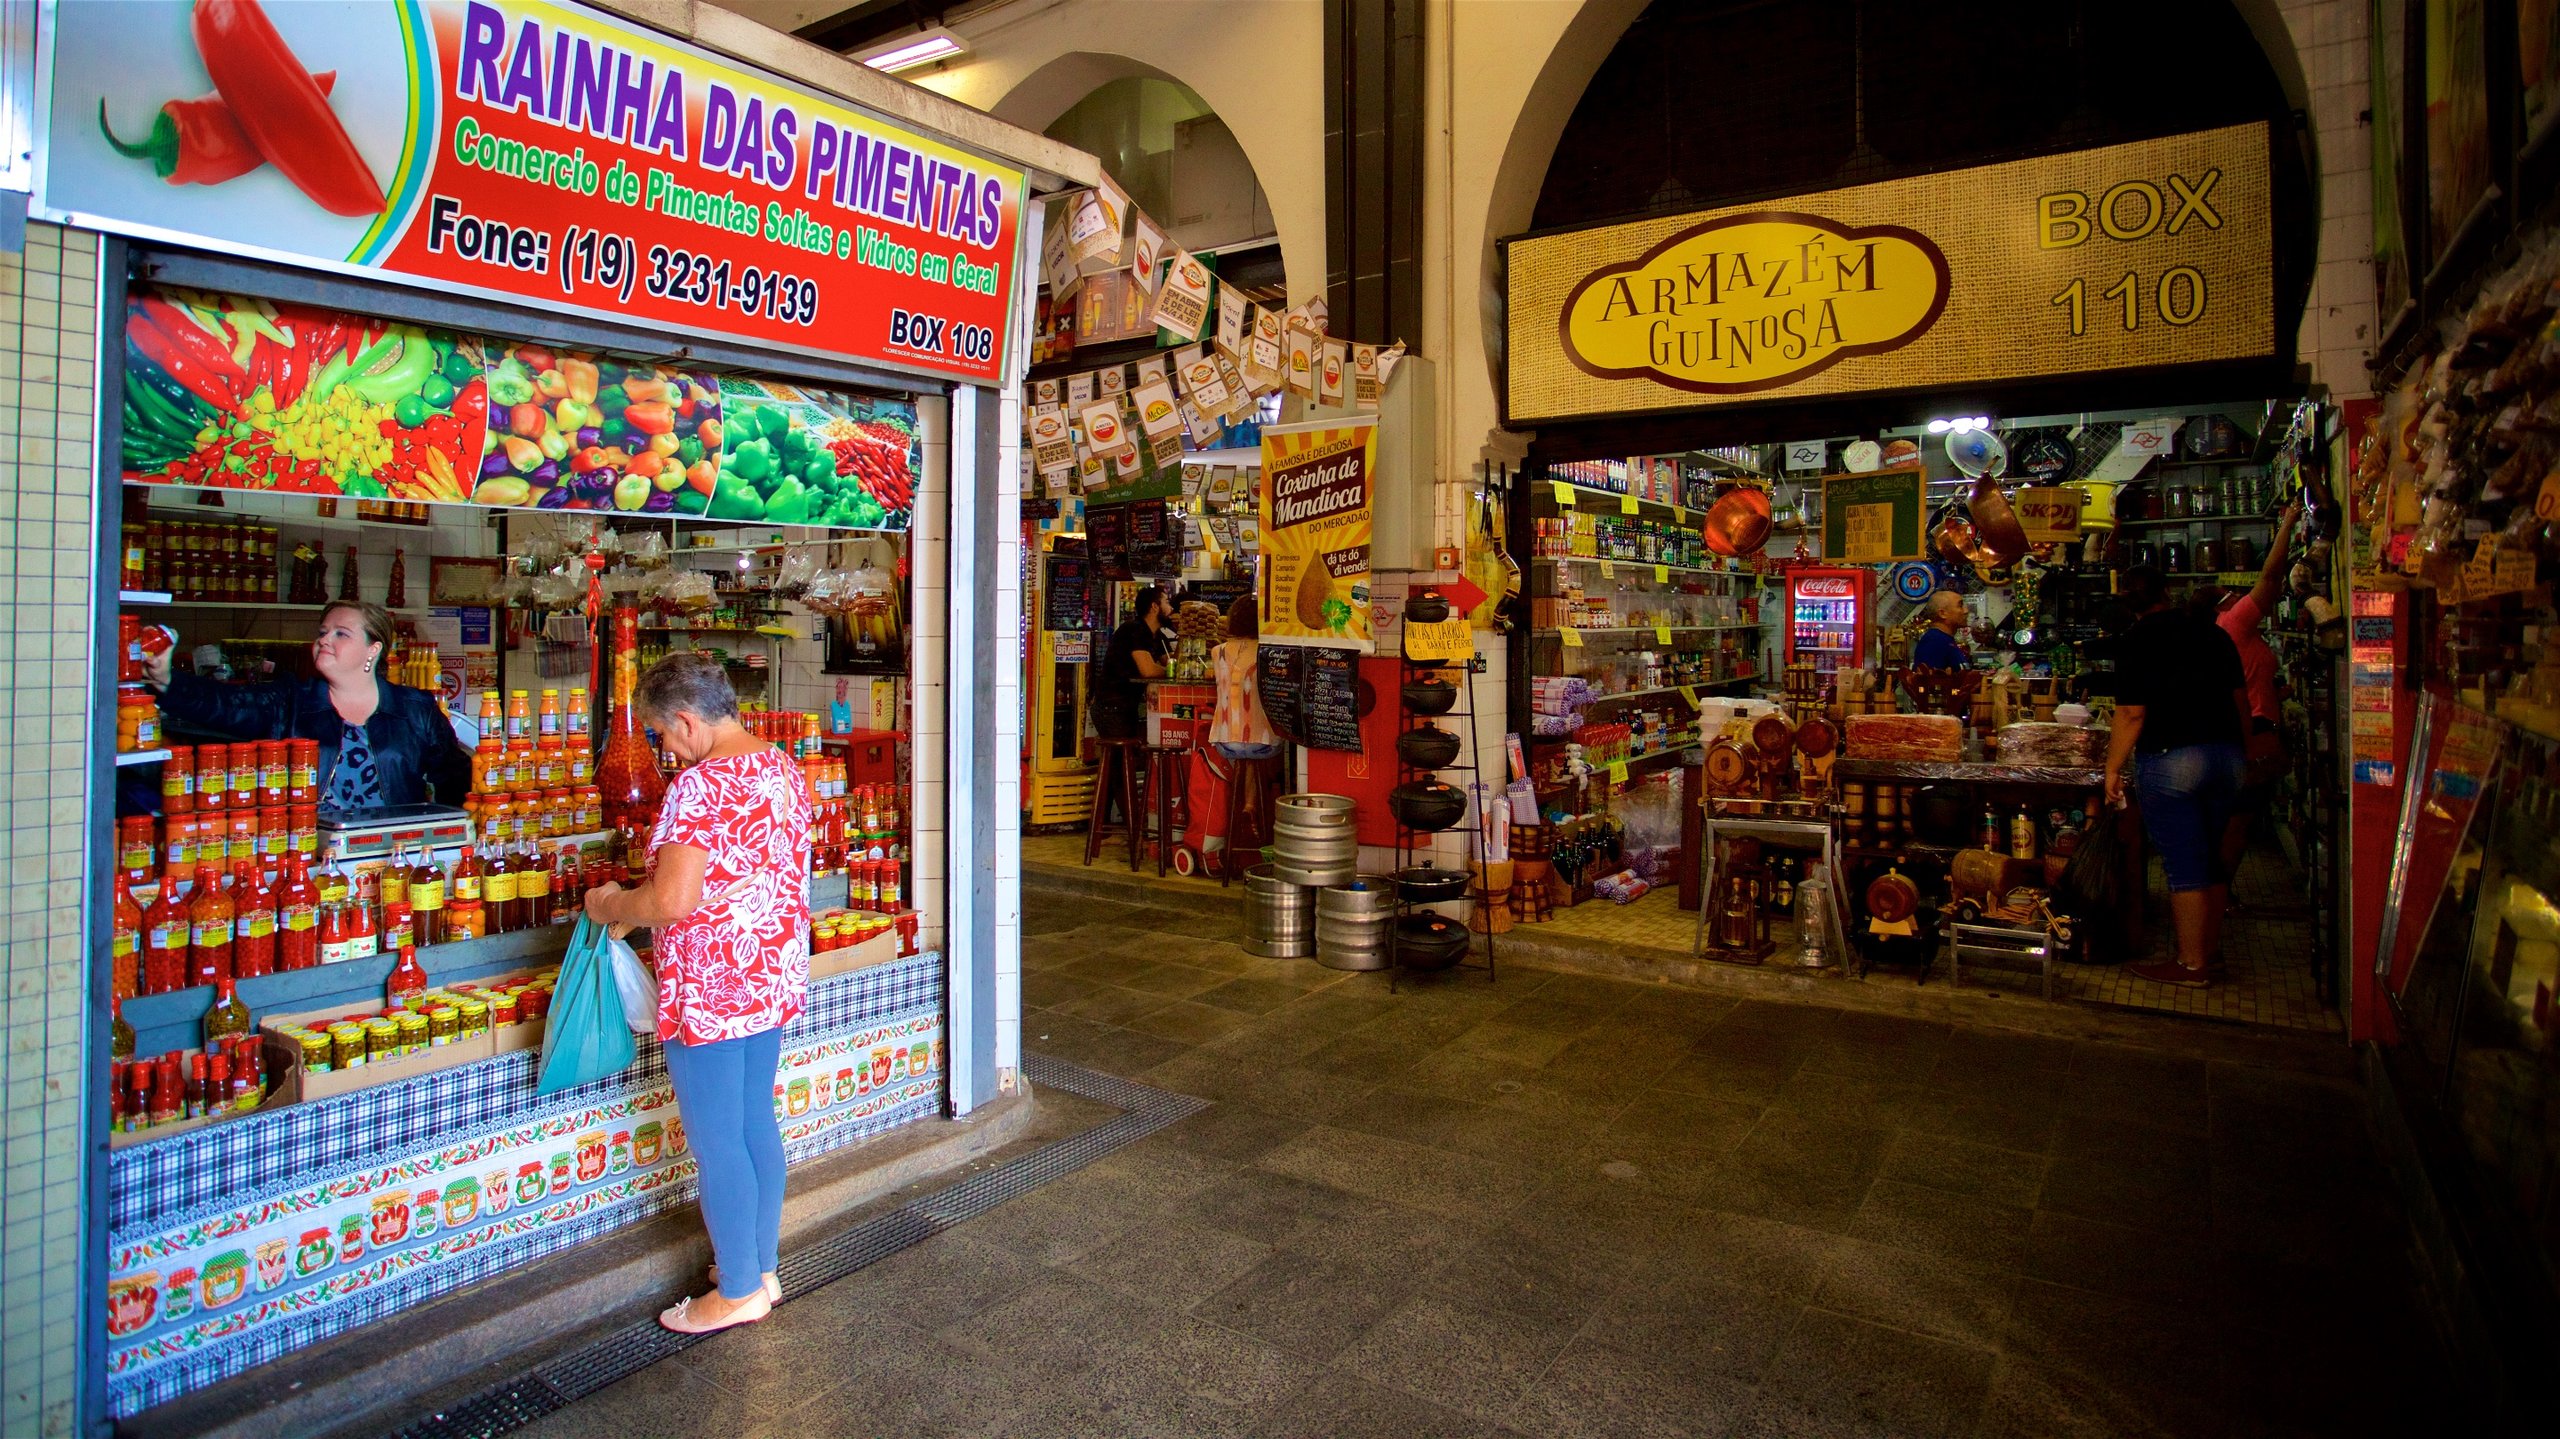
[708,1265,782,1303]
[660,1289,771,1334]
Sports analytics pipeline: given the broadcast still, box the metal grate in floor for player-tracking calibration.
[381,1055,1204,1439]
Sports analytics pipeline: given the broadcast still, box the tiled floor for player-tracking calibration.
[1022,829,2343,1034]
[520,890,2450,1439]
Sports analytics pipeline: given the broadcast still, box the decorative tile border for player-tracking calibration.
[106,954,945,1417]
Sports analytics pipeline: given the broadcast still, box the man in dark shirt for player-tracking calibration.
[1092,586,1170,739]
[2102,567,2248,988]
[1912,590,1971,669]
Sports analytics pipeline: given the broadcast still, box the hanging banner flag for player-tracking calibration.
[1180,350,1231,411]
[1259,417,1378,652]
[1352,344,1381,409]
[1217,290,1248,355]
[1029,405,1076,477]
[1151,249,1214,341]
[38,0,1026,386]
[1066,371,1095,406]
[1130,377,1185,466]
[1316,339,1349,405]
[1129,213,1166,293]
[1074,175,1132,272]
[1246,306,1286,387]
[1078,400,1135,464]
[1042,208,1080,299]
[1285,328,1318,397]
[1097,364,1127,396]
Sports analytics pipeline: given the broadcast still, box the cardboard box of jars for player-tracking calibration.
[261,972,555,1102]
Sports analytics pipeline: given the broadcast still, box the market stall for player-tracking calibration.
[32,0,1082,1421]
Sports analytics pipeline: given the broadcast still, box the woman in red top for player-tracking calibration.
[585,654,811,1335]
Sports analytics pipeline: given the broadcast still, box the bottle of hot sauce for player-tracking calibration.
[387,942,428,1008]
[515,839,552,931]
[232,859,277,979]
[344,885,378,962]
[277,851,320,971]
[186,861,234,989]
[483,839,520,935]
[450,838,483,919]
[552,846,585,924]
[409,847,447,948]
[318,900,350,967]
[143,866,189,995]
[111,874,143,1000]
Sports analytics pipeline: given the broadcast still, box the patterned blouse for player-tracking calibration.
[647,747,814,1045]
[323,724,384,812]
[1210,639,1276,747]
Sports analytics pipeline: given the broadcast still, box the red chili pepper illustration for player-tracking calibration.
[190,0,382,217]
[97,73,336,187]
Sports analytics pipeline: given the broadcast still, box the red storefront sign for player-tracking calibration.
[36,0,1025,386]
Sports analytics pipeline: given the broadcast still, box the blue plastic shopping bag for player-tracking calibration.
[536,917,638,1095]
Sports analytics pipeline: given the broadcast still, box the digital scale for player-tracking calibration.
[317,804,475,863]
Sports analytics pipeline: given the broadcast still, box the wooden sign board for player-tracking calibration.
[1820,467,1926,563]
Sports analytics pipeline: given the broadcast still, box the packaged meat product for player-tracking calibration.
[1845,713,1964,762]
[1994,722,2108,767]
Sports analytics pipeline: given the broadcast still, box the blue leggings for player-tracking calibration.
[662,1027,786,1301]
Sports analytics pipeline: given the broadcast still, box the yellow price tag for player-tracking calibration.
[1653,564,1669,583]
[1673,505,1687,524]
[1607,759,1629,785]
[1654,624,1674,646]
[1619,494,1641,515]
[1678,685,1699,708]
[1552,481,1576,507]
[1559,627,1583,648]
[1598,559,1615,579]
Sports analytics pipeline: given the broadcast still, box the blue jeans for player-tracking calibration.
[1214,742,1280,759]
[662,1027,786,1301]
[2135,744,2245,893]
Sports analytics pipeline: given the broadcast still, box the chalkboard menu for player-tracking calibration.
[1257,643,1303,744]
[1043,555,1091,633]
[1302,647,1364,752]
[1088,504,1132,580]
[1126,498,1177,578]
[1183,579,1252,620]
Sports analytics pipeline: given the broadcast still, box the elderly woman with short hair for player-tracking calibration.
[584,654,812,1335]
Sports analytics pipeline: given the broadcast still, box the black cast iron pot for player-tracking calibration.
[1402,678,1457,715]
[1395,865,1473,902]
[1396,726,1462,769]
[1387,779,1468,832]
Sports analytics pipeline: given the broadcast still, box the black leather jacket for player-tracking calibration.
[158,672,474,809]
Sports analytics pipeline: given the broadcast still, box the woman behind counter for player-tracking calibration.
[143,600,472,810]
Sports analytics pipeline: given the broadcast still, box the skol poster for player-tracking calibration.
[1258,418,1376,652]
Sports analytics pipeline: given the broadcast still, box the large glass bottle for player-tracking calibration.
[187,861,234,989]
[597,606,666,834]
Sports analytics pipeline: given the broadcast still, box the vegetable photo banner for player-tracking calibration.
[1258,418,1375,652]
[38,0,1027,387]
[120,285,920,530]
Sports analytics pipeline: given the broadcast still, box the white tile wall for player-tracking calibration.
[0,221,99,1439]
[2283,0,2379,399]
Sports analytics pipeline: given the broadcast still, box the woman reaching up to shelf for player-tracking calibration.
[583,653,811,1336]
[142,600,471,811]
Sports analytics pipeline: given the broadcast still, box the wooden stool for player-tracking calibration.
[1216,751,1283,885]
[1144,742,1192,877]
[1085,737,1150,869]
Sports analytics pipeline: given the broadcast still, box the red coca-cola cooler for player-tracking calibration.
[1784,567,1872,680]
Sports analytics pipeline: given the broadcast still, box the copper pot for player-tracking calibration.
[1968,473,2030,565]
[1703,487,1772,557]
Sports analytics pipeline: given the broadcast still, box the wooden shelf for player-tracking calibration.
[1536,624,1759,637]
[1534,555,1744,580]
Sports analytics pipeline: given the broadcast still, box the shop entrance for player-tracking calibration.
[1509,403,2346,1034]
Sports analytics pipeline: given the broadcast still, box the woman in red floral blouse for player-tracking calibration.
[585,654,811,1335]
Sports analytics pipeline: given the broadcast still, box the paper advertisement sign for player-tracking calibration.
[1259,419,1377,651]
[1129,213,1166,294]
[1078,400,1135,463]
[1317,340,1349,404]
[1151,250,1214,341]
[2013,487,2084,542]
[1217,291,1249,355]
[1285,329,1318,397]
